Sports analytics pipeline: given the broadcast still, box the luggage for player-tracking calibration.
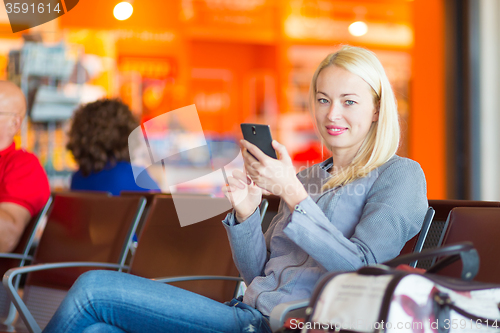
[288,242,500,333]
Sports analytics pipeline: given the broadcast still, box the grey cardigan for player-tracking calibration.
[222,155,428,316]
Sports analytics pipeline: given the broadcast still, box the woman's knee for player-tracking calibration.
[69,270,124,301]
[73,270,119,289]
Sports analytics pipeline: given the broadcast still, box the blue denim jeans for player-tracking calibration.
[42,270,272,333]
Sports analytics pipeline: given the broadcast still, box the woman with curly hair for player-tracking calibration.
[67,99,159,195]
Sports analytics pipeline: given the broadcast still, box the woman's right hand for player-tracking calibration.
[223,169,263,222]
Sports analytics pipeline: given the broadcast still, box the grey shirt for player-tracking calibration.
[222,155,428,316]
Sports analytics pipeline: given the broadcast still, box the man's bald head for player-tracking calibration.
[0,81,26,117]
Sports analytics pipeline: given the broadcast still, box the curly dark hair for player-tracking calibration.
[67,98,139,176]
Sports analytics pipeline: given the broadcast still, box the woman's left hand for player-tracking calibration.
[240,139,308,210]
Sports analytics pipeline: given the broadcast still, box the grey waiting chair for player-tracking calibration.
[2,193,146,333]
[0,196,53,326]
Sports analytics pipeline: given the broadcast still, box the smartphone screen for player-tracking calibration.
[240,123,277,159]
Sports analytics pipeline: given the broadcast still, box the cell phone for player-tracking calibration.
[240,123,277,159]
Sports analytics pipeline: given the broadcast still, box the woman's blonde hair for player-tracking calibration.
[309,45,400,190]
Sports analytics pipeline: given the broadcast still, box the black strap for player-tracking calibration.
[427,248,480,280]
[383,242,479,281]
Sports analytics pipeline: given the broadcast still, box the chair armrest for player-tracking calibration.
[269,298,309,332]
[153,275,243,283]
[3,262,126,333]
[260,199,269,224]
[0,253,33,260]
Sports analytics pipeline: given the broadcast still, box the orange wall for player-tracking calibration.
[410,0,446,199]
[187,41,277,134]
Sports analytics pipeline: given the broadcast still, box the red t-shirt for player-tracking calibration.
[0,143,50,217]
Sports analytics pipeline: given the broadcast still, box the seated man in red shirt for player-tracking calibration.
[0,81,50,252]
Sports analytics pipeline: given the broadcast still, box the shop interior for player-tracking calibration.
[2,0,450,198]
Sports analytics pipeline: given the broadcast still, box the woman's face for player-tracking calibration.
[314,65,379,161]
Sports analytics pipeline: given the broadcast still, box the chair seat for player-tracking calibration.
[128,195,240,303]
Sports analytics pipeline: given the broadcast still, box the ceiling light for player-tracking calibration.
[348,21,368,37]
[114,2,133,21]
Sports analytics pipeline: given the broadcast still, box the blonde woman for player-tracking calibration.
[43,46,427,333]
